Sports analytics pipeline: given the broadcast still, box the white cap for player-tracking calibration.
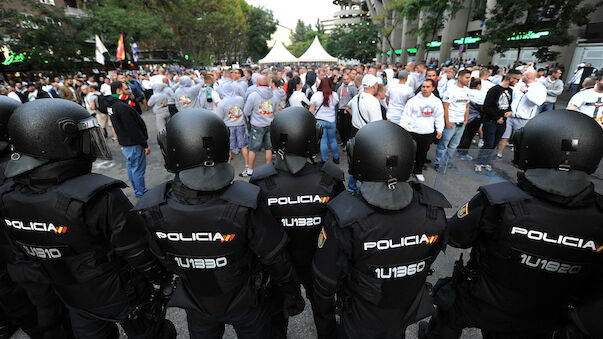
[578,63,585,67]
[361,74,378,88]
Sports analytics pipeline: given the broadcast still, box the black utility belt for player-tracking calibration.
[451,122,464,127]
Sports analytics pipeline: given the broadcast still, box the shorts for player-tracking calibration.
[249,125,272,152]
[229,125,249,150]
[501,117,528,139]
[95,113,112,129]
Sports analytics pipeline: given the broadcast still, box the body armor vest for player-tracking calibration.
[328,183,450,328]
[134,181,261,315]
[251,162,343,276]
[473,182,603,316]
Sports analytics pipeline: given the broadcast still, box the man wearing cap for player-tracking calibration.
[23,82,49,102]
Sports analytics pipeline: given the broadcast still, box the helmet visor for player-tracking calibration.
[78,117,112,160]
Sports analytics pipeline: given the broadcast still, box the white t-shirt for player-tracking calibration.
[348,93,383,129]
[310,91,339,123]
[511,81,547,119]
[399,93,445,134]
[480,79,495,93]
[100,83,112,96]
[7,92,21,102]
[84,92,101,115]
[567,88,603,121]
[288,90,309,108]
[442,85,469,123]
[386,82,414,124]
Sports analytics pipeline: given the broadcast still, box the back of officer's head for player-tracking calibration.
[158,109,233,191]
[0,96,21,152]
[513,109,603,174]
[347,120,416,183]
[6,99,109,178]
[270,107,322,158]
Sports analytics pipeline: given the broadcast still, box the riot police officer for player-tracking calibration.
[249,107,345,338]
[313,120,451,338]
[0,100,175,339]
[0,96,72,339]
[134,109,304,338]
[423,109,603,338]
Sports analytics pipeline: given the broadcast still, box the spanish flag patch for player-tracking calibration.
[317,227,327,248]
[457,202,469,218]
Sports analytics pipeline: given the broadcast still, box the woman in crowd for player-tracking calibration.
[286,76,309,108]
[310,77,340,163]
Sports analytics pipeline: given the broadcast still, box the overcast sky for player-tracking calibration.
[245,0,340,29]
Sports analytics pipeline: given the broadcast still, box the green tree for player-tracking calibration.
[243,4,277,62]
[326,23,380,63]
[481,0,602,62]
[291,20,312,44]
[0,0,91,70]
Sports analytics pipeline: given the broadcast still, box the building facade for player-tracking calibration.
[367,0,603,76]
[320,0,370,33]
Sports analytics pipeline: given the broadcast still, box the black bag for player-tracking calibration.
[97,94,109,114]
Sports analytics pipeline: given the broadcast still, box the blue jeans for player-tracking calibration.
[570,83,580,96]
[435,124,466,166]
[318,120,339,162]
[536,102,554,114]
[477,119,506,165]
[121,145,147,197]
[347,174,359,193]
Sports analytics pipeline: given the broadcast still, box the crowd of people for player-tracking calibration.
[1,60,602,195]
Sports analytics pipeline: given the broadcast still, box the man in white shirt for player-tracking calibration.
[100,78,112,96]
[497,68,547,157]
[567,71,603,127]
[439,68,457,96]
[435,69,471,169]
[347,74,383,132]
[399,79,444,182]
[568,63,585,96]
[386,70,414,124]
[479,69,495,93]
[345,74,383,192]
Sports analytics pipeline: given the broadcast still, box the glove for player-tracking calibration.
[283,292,305,317]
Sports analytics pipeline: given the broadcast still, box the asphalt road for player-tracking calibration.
[12,92,603,338]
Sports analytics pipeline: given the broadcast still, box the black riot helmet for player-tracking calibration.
[0,96,21,152]
[347,120,416,184]
[6,99,111,178]
[270,106,322,158]
[158,108,233,191]
[513,109,603,173]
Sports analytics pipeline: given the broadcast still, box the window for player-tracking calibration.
[40,0,56,5]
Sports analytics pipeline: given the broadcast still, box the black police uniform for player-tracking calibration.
[425,178,603,338]
[250,160,345,338]
[313,183,450,338]
[0,160,173,339]
[424,109,603,338]
[135,175,302,338]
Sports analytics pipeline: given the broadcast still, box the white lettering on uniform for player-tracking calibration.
[174,256,228,269]
[510,226,602,252]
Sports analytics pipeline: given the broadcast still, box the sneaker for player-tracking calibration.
[459,155,473,161]
[232,148,240,155]
[239,170,251,177]
[478,139,484,148]
[415,174,425,182]
[474,164,482,172]
[483,164,492,171]
[496,153,503,159]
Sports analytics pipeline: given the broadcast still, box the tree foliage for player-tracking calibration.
[481,0,602,62]
[326,23,380,63]
[287,19,328,58]
[245,5,277,62]
[0,0,91,70]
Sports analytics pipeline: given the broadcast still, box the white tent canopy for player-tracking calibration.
[258,41,299,64]
[298,36,337,63]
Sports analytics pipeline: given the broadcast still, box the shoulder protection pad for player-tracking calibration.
[412,183,452,208]
[58,173,126,203]
[321,161,345,182]
[327,191,373,227]
[221,181,260,209]
[133,182,169,211]
[478,181,532,205]
[249,163,277,183]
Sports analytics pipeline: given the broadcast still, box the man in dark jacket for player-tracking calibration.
[107,81,150,197]
[126,74,145,114]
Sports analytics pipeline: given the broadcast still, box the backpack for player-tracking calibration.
[97,94,109,114]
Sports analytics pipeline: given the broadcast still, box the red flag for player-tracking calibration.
[116,34,125,61]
